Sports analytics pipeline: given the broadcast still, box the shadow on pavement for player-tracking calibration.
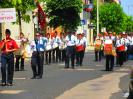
[110,75,129,99]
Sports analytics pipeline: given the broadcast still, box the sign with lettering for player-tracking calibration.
[0,8,16,23]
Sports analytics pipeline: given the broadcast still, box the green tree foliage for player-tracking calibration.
[124,15,133,33]
[91,1,133,33]
[99,3,125,32]
[104,0,113,3]
[0,0,35,23]
[91,1,125,33]
[45,0,83,31]
[0,0,35,32]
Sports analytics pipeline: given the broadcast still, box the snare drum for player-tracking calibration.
[46,44,52,51]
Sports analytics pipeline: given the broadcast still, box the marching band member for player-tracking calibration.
[128,33,133,56]
[122,33,130,62]
[0,29,19,86]
[52,31,61,62]
[75,33,86,66]
[82,33,87,59]
[14,32,28,71]
[94,34,102,61]
[65,31,76,69]
[116,34,125,66]
[30,33,47,79]
[59,32,67,62]
[104,33,115,71]
[45,33,52,64]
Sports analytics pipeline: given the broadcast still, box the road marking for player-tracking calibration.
[0,78,27,80]
[61,68,94,71]
[14,77,27,80]
[96,64,103,66]
[0,90,25,94]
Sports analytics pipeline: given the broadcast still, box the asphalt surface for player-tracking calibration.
[0,51,132,99]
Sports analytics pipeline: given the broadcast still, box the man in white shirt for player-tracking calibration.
[65,32,76,69]
[30,33,47,79]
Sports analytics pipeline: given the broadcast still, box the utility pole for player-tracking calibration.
[97,0,99,36]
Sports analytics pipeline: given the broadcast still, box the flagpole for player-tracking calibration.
[34,0,39,33]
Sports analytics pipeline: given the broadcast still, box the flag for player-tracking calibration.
[37,2,46,30]
[85,0,88,4]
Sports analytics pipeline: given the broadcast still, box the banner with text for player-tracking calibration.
[0,8,16,23]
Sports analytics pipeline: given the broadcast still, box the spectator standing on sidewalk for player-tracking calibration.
[0,29,19,86]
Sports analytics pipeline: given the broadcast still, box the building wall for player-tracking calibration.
[2,11,34,42]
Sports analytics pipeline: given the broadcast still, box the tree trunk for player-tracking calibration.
[18,10,22,33]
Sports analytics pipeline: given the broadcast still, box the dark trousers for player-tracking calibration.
[1,53,14,84]
[65,46,75,68]
[31,51,44,77]
[45,50,51,64]
[105,55,114,71]
[116,51,124,66]
[123,50,128,62]
[55,47,61,62]
[95,50,102,61]
[61,49,66,62]
[52,49,55,63]
[15,55,24,70]
[76,51,84,66]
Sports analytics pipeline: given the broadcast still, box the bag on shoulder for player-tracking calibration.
[94,39,102,50]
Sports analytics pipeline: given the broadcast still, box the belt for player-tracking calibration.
[2,52,13,55]
[33,51,44,54]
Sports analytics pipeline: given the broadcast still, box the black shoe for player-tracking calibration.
[31,76,36,79]
[20,68,25,71]
[7,83,13,86]
[1,82,6,86]
[36,76,42,79]
[105,69,110,71]
[72,67,75,69]
[15,69,19,71]
[64,67,69,69]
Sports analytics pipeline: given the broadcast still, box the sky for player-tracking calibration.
[121,0,133,16]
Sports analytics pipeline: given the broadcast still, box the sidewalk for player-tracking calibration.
[56,67,129,99]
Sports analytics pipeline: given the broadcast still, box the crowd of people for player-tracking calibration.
[0,29,87,86]
[94,32,133,71]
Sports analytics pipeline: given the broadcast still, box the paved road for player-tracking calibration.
[0,51,132,99]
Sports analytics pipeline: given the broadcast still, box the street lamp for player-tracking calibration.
[97,0,99,36]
